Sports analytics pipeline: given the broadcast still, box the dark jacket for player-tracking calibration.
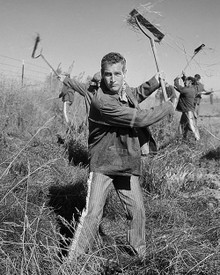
[61,76,160,155]
[174,77,196,112]
[88,77,173,176]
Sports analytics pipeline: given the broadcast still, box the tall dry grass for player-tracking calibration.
[0,78,220,274]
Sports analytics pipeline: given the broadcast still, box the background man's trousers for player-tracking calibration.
[68,172,146,259]
[179,111,200,140]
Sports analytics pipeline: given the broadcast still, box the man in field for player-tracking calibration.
[194,74,211,117]
[174,75,200,141]
[67,52,174,260]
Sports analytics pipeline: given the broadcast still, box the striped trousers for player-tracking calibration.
[68,172,146,259]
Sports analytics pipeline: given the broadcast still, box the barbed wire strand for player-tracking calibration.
[0,54,49,70]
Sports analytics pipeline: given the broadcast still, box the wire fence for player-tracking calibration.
[0,54,53,87]
[0,52,219,95]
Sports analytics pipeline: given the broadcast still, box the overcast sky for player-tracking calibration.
[0,0,219,90]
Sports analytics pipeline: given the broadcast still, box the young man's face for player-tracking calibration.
[102,62,126,93]
[185,80,192,87]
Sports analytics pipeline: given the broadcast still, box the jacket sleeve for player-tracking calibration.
[59,84,75,104]
[63,77,88,97]
[131,76,160,103]
[174,77,185,94]
[92,96,174,128]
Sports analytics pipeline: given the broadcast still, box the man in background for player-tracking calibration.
[174,75,200,141]
[194,74,206,117]
[59,72,101,126]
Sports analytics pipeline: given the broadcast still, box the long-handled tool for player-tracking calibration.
[127,9,167,101]
[31,34,60,78]
[183,44,205,72]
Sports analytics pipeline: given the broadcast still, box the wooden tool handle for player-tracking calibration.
[150,38,168,102]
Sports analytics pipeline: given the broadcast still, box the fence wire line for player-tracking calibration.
[0,70,48,82]
[0,57,54,83]
[0,63,48,76]
[0,54,49,71]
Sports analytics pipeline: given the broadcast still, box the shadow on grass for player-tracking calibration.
[67,138,89,166]
[48,182,87,257]
[200,146,220,161]
[57,135,89,167]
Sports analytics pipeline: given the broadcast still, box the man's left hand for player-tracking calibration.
[155,71,166,82]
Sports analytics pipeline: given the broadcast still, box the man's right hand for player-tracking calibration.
[155,71,166,83]
[58,73,70,83]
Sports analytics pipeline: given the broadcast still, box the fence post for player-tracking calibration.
[210,90,213,105]
[21,59,25,87]
[49,69,54,92]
